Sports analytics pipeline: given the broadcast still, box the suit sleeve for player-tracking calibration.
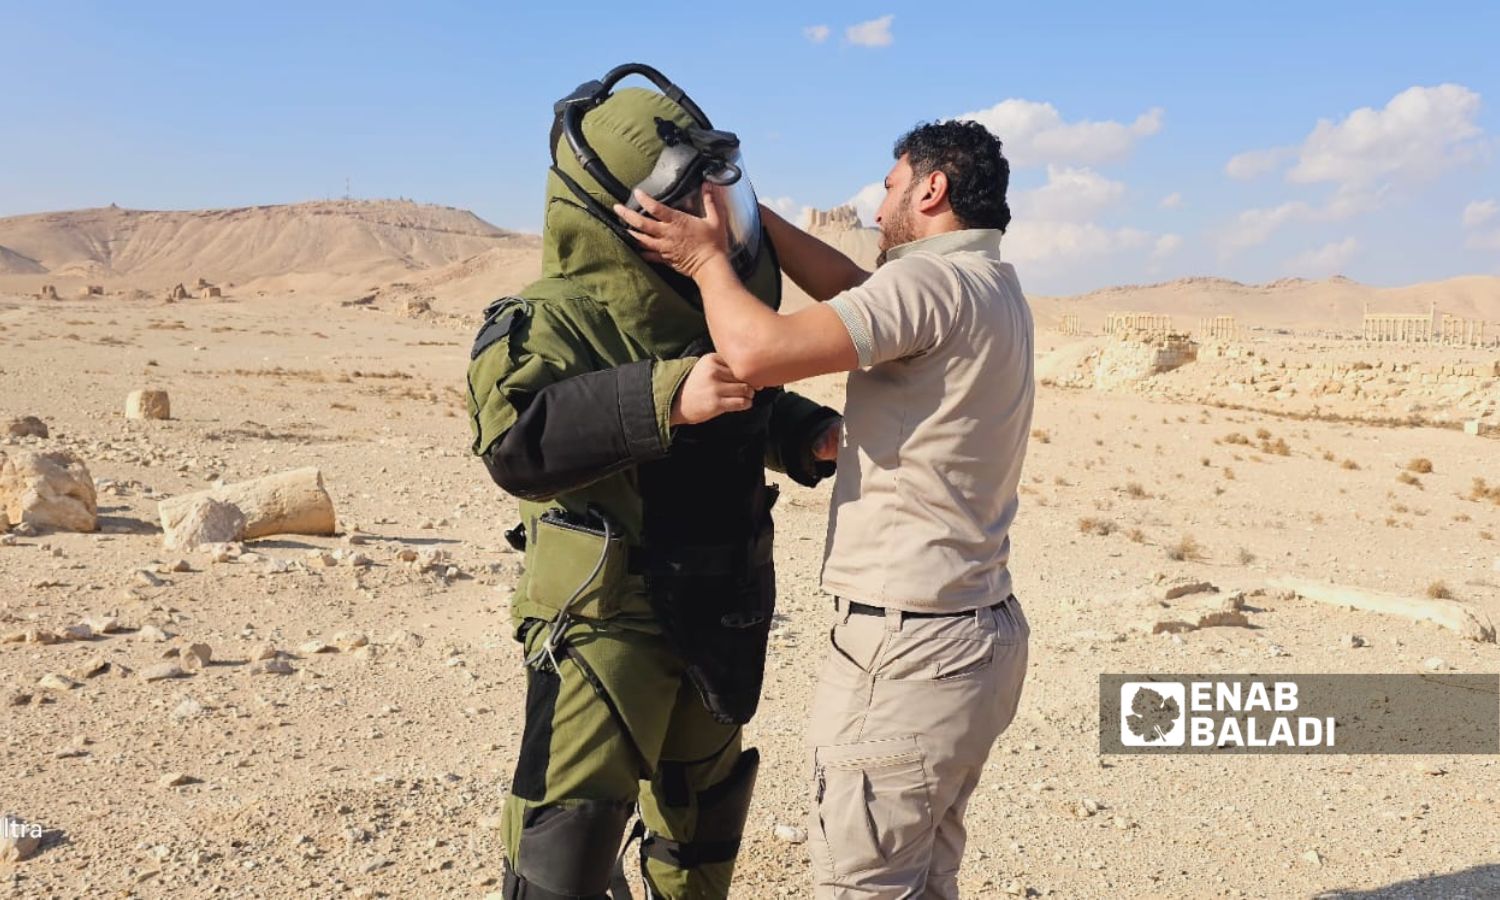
[765,390,841,488]
[465,299,697,501]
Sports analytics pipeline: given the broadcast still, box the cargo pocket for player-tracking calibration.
[813,735,933,877]
[524,511,628,620]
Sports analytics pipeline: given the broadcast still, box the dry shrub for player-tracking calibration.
[1260,437,1291,456]
[1124,482,1150,500]
[1405,458,1433,474]
[1166,534,1205,561]
[1222,467,1235,481]
[1031,428,1051,444]
[1468,478,1500,505]
[1201,457,1211,467]
[1322,451,1335,462]
[1396,472,1423,489]
[1481,530,1494,541]
[1126,528,1145,543]
[1426,581,1453,600]
[1341,459,1360,471]
[1236,547,1255,565]
[1078,517,1116,536]
[1224,432,1251,446]
[1255,427,1272,440]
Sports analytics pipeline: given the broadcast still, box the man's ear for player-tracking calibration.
[917,170,949,214]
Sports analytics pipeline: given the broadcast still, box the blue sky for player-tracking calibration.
[3,0,1498,294]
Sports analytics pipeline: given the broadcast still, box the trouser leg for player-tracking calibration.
[502,621,678,899]
[807,597,1030,899]
[637,678,756,900]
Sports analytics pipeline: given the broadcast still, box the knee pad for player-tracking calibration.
[508,799,633,898]
[642,748,760,871]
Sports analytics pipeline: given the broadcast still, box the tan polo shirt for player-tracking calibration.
[822,228,1034,612]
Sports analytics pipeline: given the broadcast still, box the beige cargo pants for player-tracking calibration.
[806,595,1029,899]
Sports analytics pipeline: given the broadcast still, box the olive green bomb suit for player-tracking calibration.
[466,78,840,899]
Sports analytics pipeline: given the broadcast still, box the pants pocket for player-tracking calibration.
[813,736,933,877]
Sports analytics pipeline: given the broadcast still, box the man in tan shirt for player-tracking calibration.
[616,119,1033,898]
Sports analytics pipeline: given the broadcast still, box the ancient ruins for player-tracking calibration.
[1105,311,1174,338]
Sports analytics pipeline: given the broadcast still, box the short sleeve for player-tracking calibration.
[825,254,960,368]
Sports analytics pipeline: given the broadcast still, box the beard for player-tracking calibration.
[878,185,918,258]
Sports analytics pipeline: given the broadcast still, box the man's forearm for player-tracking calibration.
[761,205,870,301]
[695,255,783,378]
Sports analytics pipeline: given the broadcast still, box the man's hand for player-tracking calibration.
[812,418,842,462]
[614,186,730,281]
[671,353,754,426]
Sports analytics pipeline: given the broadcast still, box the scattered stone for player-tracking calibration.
[133,568,165,588]
[38,673,81,691]
[61,623,93,642]
[347,552,372,568]
[137,624,173,643]
[139,663,188,682]
[360,856,391,875]
[7,691,32,706]
[396,548,419,563]
[250,658,294,675]
[386,630,424,650]
[4,627,64,645]
[1266,643,1288,658]
[158,467,336,542]
[1411,761,1447,776]
[1341,633,1367,649]
[251,642,280,661]
[1302,849,1323,867]
[307,550,338,567]
[1423,657,1448,672]
[71,656,110,679]
[0,449,98,533]
[84,615,124,634]
[773,824,808,844]
[1164,581,1217,600]
[5,416,48,439]
[165,559,192,573]
[202,542,243,563]
[172,698,206,720]
[300,640,335,655]
[162,497,247,551]
[333,631,369,651]
[125,389,172,420]
[0,815,43,863]
[158,772,196,788]
[180,643,213,669]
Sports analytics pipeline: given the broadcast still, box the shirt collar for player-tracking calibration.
[884,228,1004,263]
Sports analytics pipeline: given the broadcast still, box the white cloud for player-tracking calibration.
[1158,192,1183,209]
[1219,201,1313,256]
[1151,234,1183,259]
[847,181,885,227]
[1288,84,1485,187]
[1003,221,1153,270]
[1014,166,1125,222]
[956,99,1163,168]
[766,196,798,218]
[1462,199,1497,229]
[845,15,893,48]
[1225,146,1294,180]
[1285,237,1360,275]
[803,24,830,43]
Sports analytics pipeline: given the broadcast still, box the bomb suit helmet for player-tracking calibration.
[551,63,764,279]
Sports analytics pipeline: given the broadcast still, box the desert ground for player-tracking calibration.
[2,201,1499,899]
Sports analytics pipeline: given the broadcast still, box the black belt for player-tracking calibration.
[842,596,1012,619]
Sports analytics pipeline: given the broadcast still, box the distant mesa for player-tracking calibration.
[0,199,536,298]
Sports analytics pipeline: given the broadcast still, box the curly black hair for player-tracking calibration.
[893,120,1011,232]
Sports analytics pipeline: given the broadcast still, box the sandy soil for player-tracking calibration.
[2,283,1499,900]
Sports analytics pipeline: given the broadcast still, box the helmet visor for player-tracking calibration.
[703,152,762,275]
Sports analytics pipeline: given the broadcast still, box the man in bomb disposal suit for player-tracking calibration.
[466,64,842,899]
